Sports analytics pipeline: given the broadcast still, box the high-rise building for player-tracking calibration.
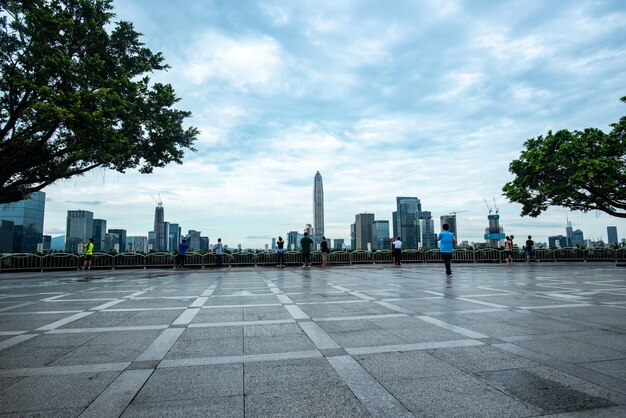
[372,220,390,250]
[392,211,398,238]
[607,226,618,245]
[92,219,107,252]
[130,236,148,253]
[439,214,458,240]
[104,232,119,252]
[168,223,181,251]
[0,191,46,253]
[187,230,202,251]
[350,223,356,250]
[0,220,14,253]
[287,231,299,251]
[313,171,324,244]
[271,237,276,250]
[565,217,573,247]
[484,213,505,248]
[108,229,127,252]
[396,197,421,249]
[153,201,165,251]
[355,213,375,250]
[418,211,436,249]
[571,229,585,247]
[548,235,567,248]
[66,210,93,252]
[333,239,344,250]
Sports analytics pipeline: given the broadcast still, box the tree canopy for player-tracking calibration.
[0,0,198,204]
[503,97,626,218]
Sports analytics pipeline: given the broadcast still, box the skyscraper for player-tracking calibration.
[108,229,127,252]
[355,213,375,250]
[396,197,421,249]
[153,201,165,251]
[372,220,390,250]
[439,214,458,240]
[92,219,107,252]
[0,191,45,252]
[66,210,93,252]
[418,211,436,249]
[313,171,324,244]
[607,226,618,245]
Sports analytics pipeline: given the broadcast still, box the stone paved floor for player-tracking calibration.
[0,263,625,417]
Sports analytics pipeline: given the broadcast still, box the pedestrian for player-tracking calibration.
[214,238,224,267]
[300,232,313,268]
[393,236,402,265]
[276,236,285,268]
[438,224,456,276]
[504,235,513,264]
[175,239,189,268]
[525,235,535,262]
[320,236,329,267]
[80,238,94,270]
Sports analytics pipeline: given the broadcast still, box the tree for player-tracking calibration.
[0,0,198,204]
[503,97,626,218]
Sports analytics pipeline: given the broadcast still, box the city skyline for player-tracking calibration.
[37,0,626,248]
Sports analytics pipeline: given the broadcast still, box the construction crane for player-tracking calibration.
[449,210,468,216]
[151,193,163,207]
[493,197,499,214]
[484,198,492,215]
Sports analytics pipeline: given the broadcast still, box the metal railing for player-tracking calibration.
[0,248,623,273]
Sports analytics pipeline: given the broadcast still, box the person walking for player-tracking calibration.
[276,236,286,268]
[175,239,189,268]
[525,235,535,262]
[504,236,513,264]
[214,238,224,267]
[80,238,94,270]
[393,237,402,265]
[438,224,456,276]
[300,232,313,268]
[320,236,329,267]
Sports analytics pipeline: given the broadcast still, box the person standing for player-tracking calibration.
[80,238,94,270]
[438,224,456,276]
[300,232,313,268]
[214,238,224,267]
[504,236,513,264]
[276,236,286,268]
[320,236,329,267]
[175,239,189,268]
[525,235,535,262]
[393,237,402,265]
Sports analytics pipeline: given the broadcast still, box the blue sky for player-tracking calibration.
[42,0,626,248]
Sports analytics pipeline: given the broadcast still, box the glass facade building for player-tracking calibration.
[66,210,93,252]
[92,219,107,252]
[0,191,46,253]
[396,197,421,249]
[313,171,324,245]
[372,220,390,250]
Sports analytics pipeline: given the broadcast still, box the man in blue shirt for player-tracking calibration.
[176,239,189,268]
[437,224,456,276]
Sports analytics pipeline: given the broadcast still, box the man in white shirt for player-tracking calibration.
[393,237,402,265]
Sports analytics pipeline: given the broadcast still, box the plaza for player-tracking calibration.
[0,263,625,417]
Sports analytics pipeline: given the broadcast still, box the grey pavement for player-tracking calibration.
[0,262,625,417]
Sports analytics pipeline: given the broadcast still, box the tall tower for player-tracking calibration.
[153,201,165,251]
[313,171,324,244]
[396,197,421,249]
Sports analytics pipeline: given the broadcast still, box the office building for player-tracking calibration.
[439,214,458,240]
[66,210,93,253]
[0,220,14,253]
[418,211,436,249]
[372,220,390,250]
[108,229,127,252]
[548,235,567,248]
[396,197,421,249]
[571,229,585,247]
[153,201,165,251]
[42,235,51,251]
[313,171,324,244]
[187,230,202,251]
[130,236,148,253]
[333,239,344,250]
[355,213,375,250]
[392,211,398,238]
[148,231,156,251]
[168,223,181,251]
[92,219,107,252]
[287,231,299,251]
[104,232,120,252]
[566,217,573,247]
[607,226,618,245]
[271,237,276,250]
[350,224,356,250]
[0,191,46,253]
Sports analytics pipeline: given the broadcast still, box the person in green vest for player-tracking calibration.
[300,232,313,268]
[80,238,94,270]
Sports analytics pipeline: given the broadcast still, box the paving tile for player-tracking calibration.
[123,396,244,418]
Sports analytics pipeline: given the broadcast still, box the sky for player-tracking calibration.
[42,0,626,248]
